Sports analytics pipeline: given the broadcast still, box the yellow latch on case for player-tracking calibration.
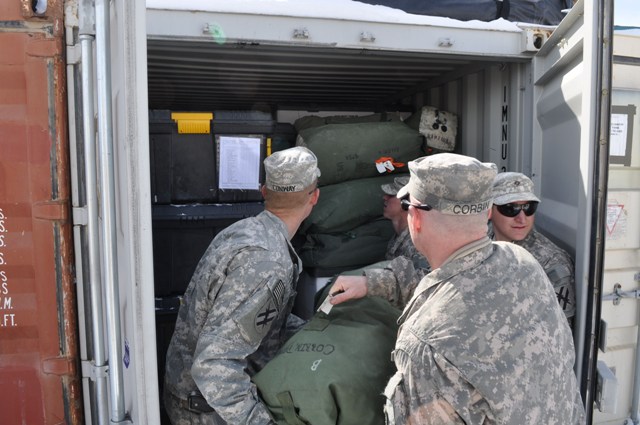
[171,112,213,134]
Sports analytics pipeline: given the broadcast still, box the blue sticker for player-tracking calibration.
[123,338,130,368]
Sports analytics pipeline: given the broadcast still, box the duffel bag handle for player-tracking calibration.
[276,391,309,425]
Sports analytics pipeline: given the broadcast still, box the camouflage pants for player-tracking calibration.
[163,390,227,425]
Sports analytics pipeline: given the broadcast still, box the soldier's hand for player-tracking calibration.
[329,275,368,305]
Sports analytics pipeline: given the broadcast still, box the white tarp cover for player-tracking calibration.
[146,0,523,32]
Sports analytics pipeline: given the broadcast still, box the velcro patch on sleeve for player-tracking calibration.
[233,277,285,344]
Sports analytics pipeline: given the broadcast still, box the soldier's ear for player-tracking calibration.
[409,206,422,233]
[310,188,320,206]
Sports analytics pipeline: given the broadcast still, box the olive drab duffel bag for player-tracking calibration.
[252,293,400,425]
[293,112,403,132]
[296,121,424,186]
[298,218,395,269]
[299,173,407,235]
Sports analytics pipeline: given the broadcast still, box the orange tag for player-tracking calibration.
[375,157,405,173]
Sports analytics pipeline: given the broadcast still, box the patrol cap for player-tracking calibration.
[381,176,410,196]
[492,172,540,205]
[397,153,497,215]
[264,146,321,192]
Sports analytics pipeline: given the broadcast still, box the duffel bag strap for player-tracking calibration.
[276,391,308,425]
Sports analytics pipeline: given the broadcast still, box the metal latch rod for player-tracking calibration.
[602,283,640,305]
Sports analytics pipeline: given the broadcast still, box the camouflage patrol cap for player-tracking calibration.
[381,176,410,196]
[264,146,321,192]
[492,172,540,205]
[396,153,497,215]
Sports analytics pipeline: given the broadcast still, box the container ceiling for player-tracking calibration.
[146,39,501,112]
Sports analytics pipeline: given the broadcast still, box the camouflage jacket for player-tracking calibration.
[164,210,304,425]
[488,224,576,321]
[517,228,576,320]
[364,229,431,308]
[381,237,585,424]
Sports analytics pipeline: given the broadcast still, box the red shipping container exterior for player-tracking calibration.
[0,1,82,424]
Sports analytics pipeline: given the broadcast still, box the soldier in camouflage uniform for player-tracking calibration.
[330,176,430,307]
[489,172,576,328]
[382,175,431,274]
[330,153,585,424]
[163,146,321,425]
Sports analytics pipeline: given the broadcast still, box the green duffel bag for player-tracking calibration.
[293,112,403,132]
[296,121,424,186]
[293,115,328,132]
[313,261,392,309]
[300,174,407,234]
[252,295,400,425]
[298,218,394,269]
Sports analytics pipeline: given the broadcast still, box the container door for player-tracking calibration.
[95,0,159,423]
[530,0,613,420]
[108,1,159,423]
[593,30,640,425]
[70,0,159,424]
[0,1,81,424]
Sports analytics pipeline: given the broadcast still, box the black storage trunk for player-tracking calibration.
[156,305,178,424]
[213,110,276,134]
[152,203,265,297]
[149,111,218,204]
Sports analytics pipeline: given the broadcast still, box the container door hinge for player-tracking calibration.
[33,200,68,221]
[66,43,81,65]
[81,360,108,382]
[72,206,88,226]
[42,356,76,376]
[598,319,608,352]
[596,361,618,414]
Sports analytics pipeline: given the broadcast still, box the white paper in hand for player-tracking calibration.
[317,294,334,315]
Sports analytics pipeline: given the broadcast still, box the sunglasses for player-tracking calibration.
[495,202,539,218]
[400,198,433,212]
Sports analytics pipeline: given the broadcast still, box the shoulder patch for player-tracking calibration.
[254,299,278,333]
[233,281,284,343]
[270,279,286,310]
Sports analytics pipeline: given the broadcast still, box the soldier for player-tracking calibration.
[330,153,585,424]
[382,175,431,272]
[163,146,321,425]
[490,172,576,328]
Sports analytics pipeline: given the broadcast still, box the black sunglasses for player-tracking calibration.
[495,202,539,218]
[400,198,433,212]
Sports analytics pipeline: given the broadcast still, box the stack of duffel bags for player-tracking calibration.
[294,113,425,275]
[252,109,459,425]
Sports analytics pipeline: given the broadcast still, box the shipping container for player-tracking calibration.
[4,0,640,424]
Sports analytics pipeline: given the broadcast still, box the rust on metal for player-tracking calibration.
[0,0,82,424]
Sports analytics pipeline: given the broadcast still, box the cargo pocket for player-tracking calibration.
[383,371,408,425]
